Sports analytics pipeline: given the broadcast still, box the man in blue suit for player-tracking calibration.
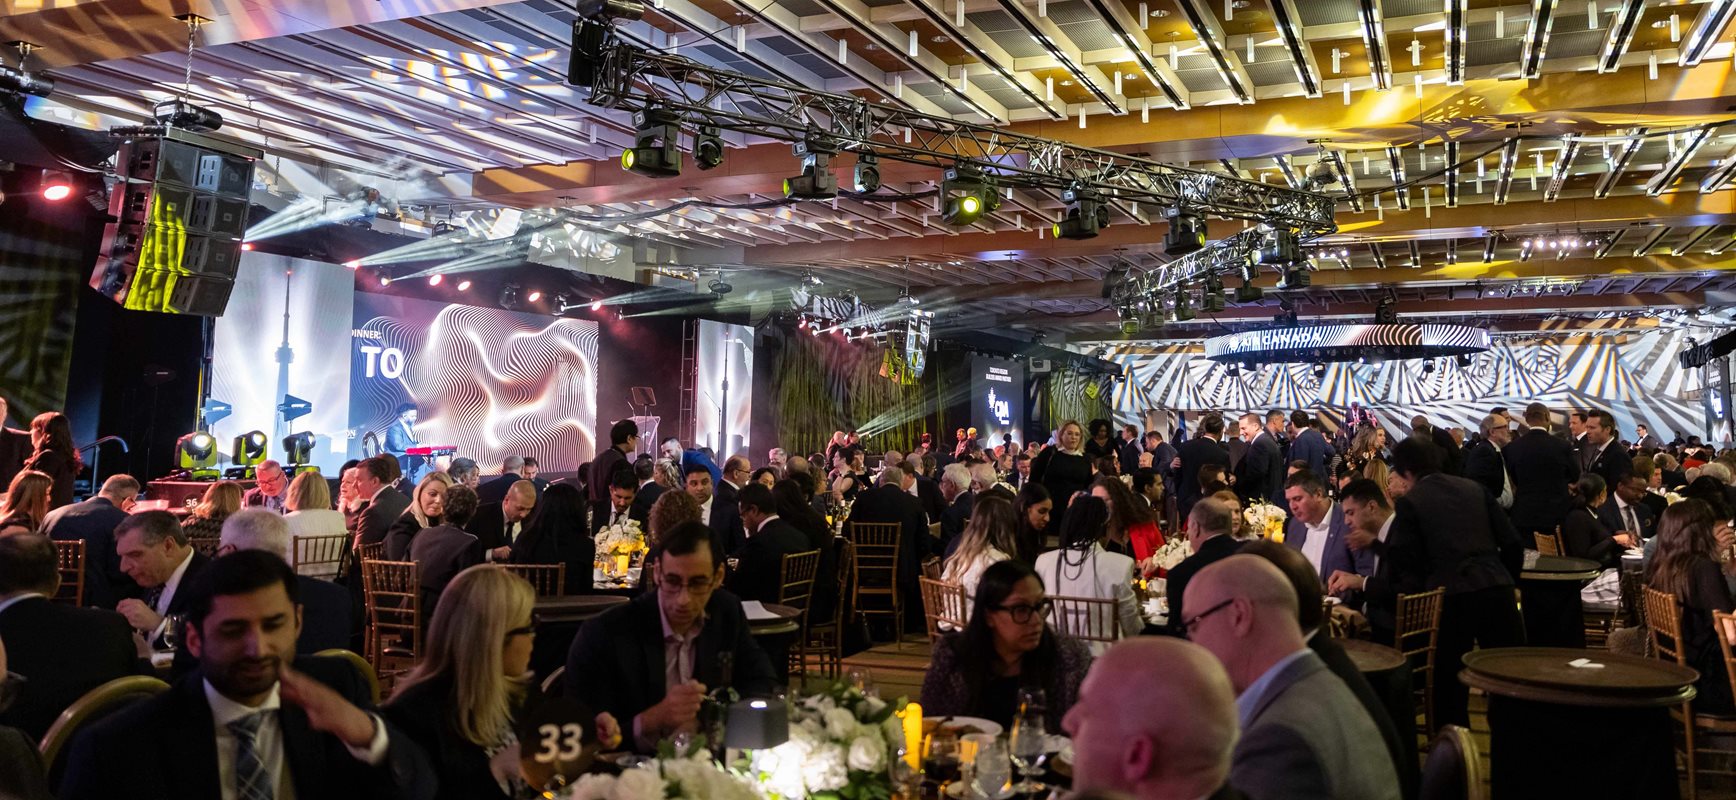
[1282,470,1374,585]
[1286,410,1334,479]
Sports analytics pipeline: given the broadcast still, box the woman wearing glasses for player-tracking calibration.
[384,565,621,799]
[920,560,1091,730]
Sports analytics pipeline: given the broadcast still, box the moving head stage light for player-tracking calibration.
[622,107,682,178]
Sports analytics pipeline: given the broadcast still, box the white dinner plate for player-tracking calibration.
[944,781,1013,799]
[923,716,1004,737]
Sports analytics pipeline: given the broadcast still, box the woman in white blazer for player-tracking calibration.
[1033,495,1143,654]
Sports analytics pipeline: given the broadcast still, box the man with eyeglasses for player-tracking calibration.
[1181,555,1399,800]
[564,520,776,753]
[243,461,291,514]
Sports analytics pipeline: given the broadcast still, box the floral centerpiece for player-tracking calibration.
[557,754,765,800]
[1243,501,1287,542]
[1139,537,1192,577]
[596,519,648,579]
[752,683,906,800]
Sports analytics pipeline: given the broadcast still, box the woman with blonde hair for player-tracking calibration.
[180,480,243,544]
[384,565,621,799]
[284,470,347,560]
[0,470,53,535]
[1209,488,1246,540]
[942,493,1020,616]
[1030,420,1092,513]
[387,471,452,559]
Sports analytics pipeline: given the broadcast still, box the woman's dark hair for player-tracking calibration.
[1088,419,1112,438]
[1056,495,1109,550]
[1013,483,1052,564]
[1682,476,1734,520]
[772,479,829,548]
[751,467,779,486]
[1093,475,1154,528]
[522,483,588,564]
[1571,473,1607,509]
[955,559,1058,721]
[29,411,80,466]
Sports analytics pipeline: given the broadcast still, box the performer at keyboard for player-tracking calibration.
[385,403,421,479]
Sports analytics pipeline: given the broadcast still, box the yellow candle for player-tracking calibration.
[899,701,923,768]
[614,554,630,575]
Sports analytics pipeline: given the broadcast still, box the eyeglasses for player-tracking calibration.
[658,575,716,595]
[0,672,24,713]
[506,615,540,640]
[1182,598,1235,636]
[993,598,1053,624]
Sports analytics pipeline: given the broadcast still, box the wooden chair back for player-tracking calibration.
[1396,587,1446,739]
[918,577,967,641]
[846,521,904,644]
[806,538,853,677]
[1714,611,1736,712]
[1533,530,1563,557]
[313,649,380,705]
[778,550,822,610]
[501,563,568,597]
[38,676,169,790]
[52,539,84,606]
[1048,594,1122,646]
[1417,724,1485,800]
[359,541,386,563]
[1643,586,1687,666]
[293,534,350,581]
[361,559,421,692]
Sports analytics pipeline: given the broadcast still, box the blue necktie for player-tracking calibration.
[229,712,275,800]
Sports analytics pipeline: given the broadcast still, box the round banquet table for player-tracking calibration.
[1520,555,1602,648]
[530,595,631,678]
[1338,639,1417,765]
[1460,647,1697,800]
[748,603,803,684]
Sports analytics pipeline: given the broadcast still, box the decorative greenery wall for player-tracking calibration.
[760,325,934,456]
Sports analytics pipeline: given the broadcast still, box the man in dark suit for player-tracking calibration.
[474,456,524,506]
[0,641,52,800]
[59,550,432,800]
[355,456,412,553]
[590,419,640,530]
[1633,423,1662,451]
[1234,413,1284,508]
[1185,557,1400,799]
[1462,412,1515,509]
[1581,409,1632,491]
[937,463,974,555]
[848,465,933,630]
[628,457,667,522]
[1286,410,1334,478]
[1245,539,1419,800]
[1328,479,1402,644]
[382,403,421,480]
[114,511,211,648]
[41,474,142,608]
[716,455,750,515]
[1597,471,1658,542]
[726,484,812,604]
[1175,413,1232,521]
[1166,497,1243,633]
[914,466,946,523]
[1385,438,1526,729]
[565,521,776,753]
[592,472,647,537]
[0,534,142,742]
[242,460,291,514]
[468,480,536,563]
[684,462,743,556]
[408,485,484,614]
[1503,402,1581,543]
[1282,471,1374,585]
[215,510,354,657]
[0,395,33,491]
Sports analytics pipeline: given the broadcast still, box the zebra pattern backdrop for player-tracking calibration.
[1096,327,1714,443]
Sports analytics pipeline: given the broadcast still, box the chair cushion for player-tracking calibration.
[1418,732,1468,800]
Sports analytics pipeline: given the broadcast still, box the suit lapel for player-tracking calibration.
[165,677,225,800]
[1244,651,1321,725]
[636,597,668,702]
[280,701,326,798]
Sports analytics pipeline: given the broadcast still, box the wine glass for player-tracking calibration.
[968,735,1009,800]
[161,614,185,652]
[1008,689,1048,795]
[923,729,962,787]
[846,667,877,698]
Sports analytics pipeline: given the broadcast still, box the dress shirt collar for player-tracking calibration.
[1377,514,1394,544]
[1305,501,1335,533]
[1235,648,1312,726]
[699,497,713,524]
[157,547,197,615]
[0,591,44,616]
[205,678,282,725]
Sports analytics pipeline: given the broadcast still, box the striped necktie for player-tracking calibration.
[228,712,275,800]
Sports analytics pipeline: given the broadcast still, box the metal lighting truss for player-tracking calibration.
[587,38,1337,241]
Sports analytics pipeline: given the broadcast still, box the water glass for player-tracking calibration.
[1009,690,1048,794]
[967,734,1009,799]
[161,614,186,652]
[846,667,877,698]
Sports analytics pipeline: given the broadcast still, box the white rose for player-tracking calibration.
[824,707,857,740]
[570,774,617,800]
[847,734,886,772]
[609,767,666,800]
[803,744,849,792]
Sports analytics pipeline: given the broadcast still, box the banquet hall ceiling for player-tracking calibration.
[9,0,1736,339]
